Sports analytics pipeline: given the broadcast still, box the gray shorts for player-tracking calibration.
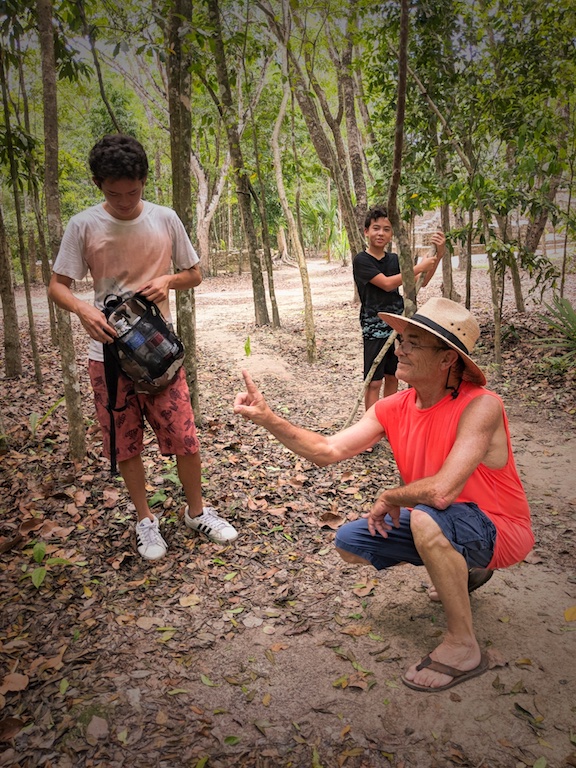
[335,502,497,570]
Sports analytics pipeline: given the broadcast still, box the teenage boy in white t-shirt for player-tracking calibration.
[49,134,238,561]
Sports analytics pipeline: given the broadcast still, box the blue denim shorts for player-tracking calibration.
[334,503,496,571]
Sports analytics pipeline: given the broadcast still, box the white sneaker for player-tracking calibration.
[184,506,238,544]
[135,516,167,560]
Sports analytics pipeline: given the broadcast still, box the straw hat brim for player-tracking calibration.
[378,311,486,386]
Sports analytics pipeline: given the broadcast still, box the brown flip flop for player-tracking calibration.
[402,652,489,692]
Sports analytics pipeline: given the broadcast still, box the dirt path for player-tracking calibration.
[3,261,576,768]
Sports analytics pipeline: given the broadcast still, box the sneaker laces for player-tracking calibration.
[200,507,230,530]
[137,518,164,547]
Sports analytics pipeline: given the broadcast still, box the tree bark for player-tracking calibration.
[0,204,22,378]
[386,0,418,317]
[36,0,86,461]
[0,45,42,386]
[250,114,281,328]
[16,36,57,343]
[339,1,367,230]
[272,54,316,363]
[207,0,270,326]
[166,0,201,420]
[256,0,364,261]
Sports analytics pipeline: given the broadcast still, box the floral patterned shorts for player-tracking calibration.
[88,361,199,462]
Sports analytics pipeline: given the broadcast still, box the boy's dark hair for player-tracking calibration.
[364,206,389,230]
[89,134,149,186]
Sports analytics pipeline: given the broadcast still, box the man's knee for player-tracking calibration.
[410,509,451,552]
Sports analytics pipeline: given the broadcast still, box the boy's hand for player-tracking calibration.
[76,303,116,343]
[137,275,172,304]
[430,231,446,258]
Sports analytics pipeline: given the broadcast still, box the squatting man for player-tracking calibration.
[234,297,534,692]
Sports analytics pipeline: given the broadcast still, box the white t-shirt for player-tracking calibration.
[53,200,199,361]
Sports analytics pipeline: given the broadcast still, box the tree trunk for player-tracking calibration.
[166,0,201,420]
[277,227,290,263]
[36,0,86,461]
[440,202,459,300]
[387,0,418,316]
[0,45,42,386]
[524,175,562,254]
[560,156,574,298]
[17,34,57,340]
[0,204,22,378]
[256,0,364,261]
[454,208,467,271]
[465,207,473,309]
[191,149,230,277]
[207,0,270,326]
[272,59,316,363]
[340,1,367,230]
[250,148,281,327]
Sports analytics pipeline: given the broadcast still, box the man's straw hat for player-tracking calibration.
[378,297,486,386]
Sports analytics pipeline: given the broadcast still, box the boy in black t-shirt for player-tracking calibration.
[352,206,445,411]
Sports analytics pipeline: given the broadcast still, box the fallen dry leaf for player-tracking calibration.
[0,717,25,742]
[0,673,29,696]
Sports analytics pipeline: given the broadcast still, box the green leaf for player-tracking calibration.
[31,567,47,588]
[533,758,547,768]
[224,571,237,581]
[167,688,189,695]
[244,337,251,356]
[33,541,46,564]
[200,674,218,687]
[45,557,72,566]
[224,735,240,745]
[194,758,209,768]
[149,491,167,507]
[59,678,70,695]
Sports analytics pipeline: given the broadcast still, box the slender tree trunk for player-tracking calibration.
[560,156,574,298]
[250,111,280,328]
[454,208,467,271]
[207,0,270,326]
[0,45,42,386]
[0,204,22,377]
[17,35,57,340]
[77,0,122,132]
[272,57,316,363]
[465,207,473,309]
[256,0,364,261]
[36,0,86,461]
[524,175,562,254]
[166,0,201,420]
[386,0,418,316]
[191,150,230,277]
[440,202,459,300]
[340,0,367,230]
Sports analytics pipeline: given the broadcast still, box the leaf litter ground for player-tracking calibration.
[1,261,575,768]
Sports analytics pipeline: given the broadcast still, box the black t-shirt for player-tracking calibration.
[353,250,404,338]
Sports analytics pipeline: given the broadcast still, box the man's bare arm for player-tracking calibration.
[234,370,385,466]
